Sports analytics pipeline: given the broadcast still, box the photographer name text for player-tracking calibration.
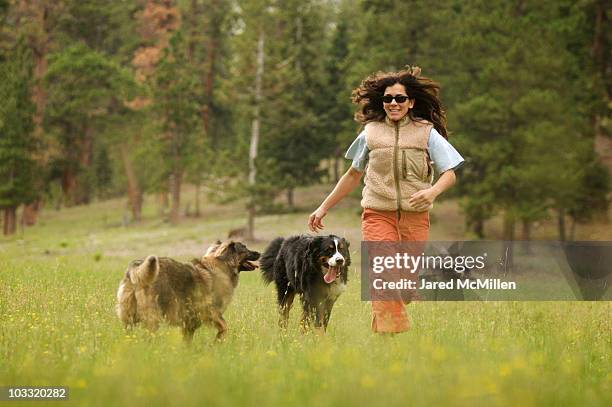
[372,278,517,290]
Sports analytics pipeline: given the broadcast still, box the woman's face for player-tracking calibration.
[383,83,414,122]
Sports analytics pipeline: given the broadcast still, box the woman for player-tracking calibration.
[308,66,464,333]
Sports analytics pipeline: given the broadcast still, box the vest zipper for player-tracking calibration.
[393,121,402,211]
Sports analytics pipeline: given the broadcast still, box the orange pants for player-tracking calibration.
[361,208,430,333]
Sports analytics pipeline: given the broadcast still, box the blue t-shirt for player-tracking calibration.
[345,127,464,173]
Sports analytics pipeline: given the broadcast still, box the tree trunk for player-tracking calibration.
[558,207,566,242]
[465,211,485,239]
[194,182,201,217]
[169,171,182,224]
[120,143,142,221]
[21,2,50,226]
[287,187,294,210]
[471,217,485,239]
[159,191,169,216]
[569,216,577,241]
[22,200,42,226]
[502,211,515,272]
[3,207,17,235]
[521,219,532,254]
[246,29,265,241]
[61,168,77,206]
[503,212,515,241]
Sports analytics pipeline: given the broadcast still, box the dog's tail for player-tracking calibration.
[129,255,159,286]
[116,256,158,328]
[260,237,284,284]
[116,278,137,326]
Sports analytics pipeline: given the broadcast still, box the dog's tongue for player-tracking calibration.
[324,266,338,284]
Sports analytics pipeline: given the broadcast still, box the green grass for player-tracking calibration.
[1,187,610,406]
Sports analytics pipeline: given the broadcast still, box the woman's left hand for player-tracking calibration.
[408,188,438,211]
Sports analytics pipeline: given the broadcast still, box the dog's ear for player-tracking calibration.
[226,241,237,254]
[305,237,326,271]
[205,240,223,257]
[306,237,321,256]
[306,238,313,252]
[215,241,239,262]
[308,236,325,251]
[341,238,350,252]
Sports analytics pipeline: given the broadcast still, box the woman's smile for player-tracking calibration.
[383,83,414,122]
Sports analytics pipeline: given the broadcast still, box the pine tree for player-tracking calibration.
[44,43,137,205]
[181,0,234,217]
[229,0,273,239]
[320,3,356,182]
[0,44,37,235]
[259,0,334,209]
[3,0,61,226]
[446,0,609,243]
[152,31,202,224]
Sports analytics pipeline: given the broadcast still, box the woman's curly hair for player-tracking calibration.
[351,66,448,139]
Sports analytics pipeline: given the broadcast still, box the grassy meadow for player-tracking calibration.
[1,186,610,406]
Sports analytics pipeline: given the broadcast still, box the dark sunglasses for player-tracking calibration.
[382,94,410,104]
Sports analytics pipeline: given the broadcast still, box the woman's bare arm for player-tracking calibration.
[308,167,363,232]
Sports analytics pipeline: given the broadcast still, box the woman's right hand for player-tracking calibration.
[308,206,328,232]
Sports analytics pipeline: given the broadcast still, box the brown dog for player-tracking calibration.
[116,241,260,341]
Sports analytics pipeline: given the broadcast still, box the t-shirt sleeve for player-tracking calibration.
[344,130,368,172]
[428,128,465,173]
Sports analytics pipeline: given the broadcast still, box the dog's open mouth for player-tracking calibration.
[240,251,260,272]
[240,260,258,271]
[323,264,339,284]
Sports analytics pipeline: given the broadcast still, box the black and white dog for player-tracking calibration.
[260,235,350,332]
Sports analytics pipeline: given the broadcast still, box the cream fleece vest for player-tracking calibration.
[362,116,434,212]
